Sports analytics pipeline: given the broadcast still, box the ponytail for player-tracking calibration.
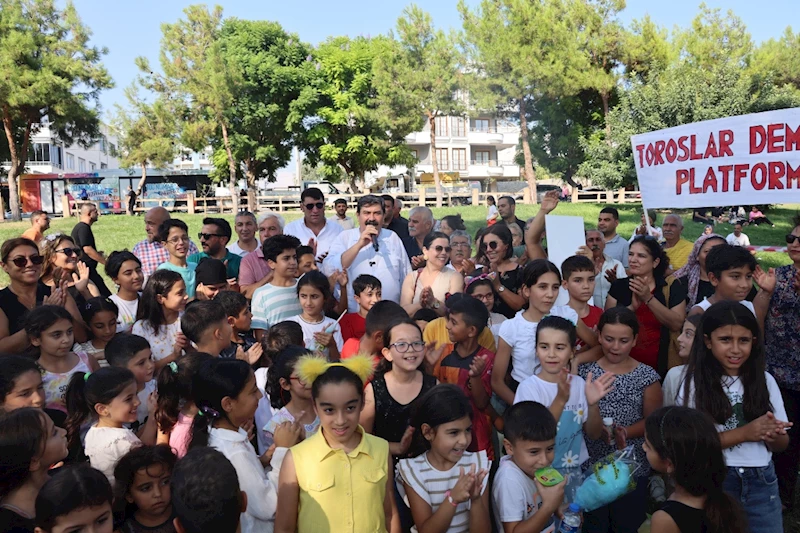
[704,488,747,533]
[155,352,213,434]
[65,367,136,449]
[188,359,252,450]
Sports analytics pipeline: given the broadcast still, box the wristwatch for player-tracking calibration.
[497,285,506,293]
[433,301,441,309]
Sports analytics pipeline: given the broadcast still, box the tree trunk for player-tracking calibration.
[602,91,611,141]
[135,162,148,212]
[348,175,361,194]
[2,110,32,221]
[429,114,443,208]
[245,165,258,213]
[220,122,238,212]
[518,98,538,205]
[6,165,21,222]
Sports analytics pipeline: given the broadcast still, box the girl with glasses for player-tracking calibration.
[400,232,465,317]
[477,224,526,319]
[0,238,86,353]
[40,234,100,310]
[265,345,319,451]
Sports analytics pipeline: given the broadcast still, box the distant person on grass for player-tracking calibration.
[20,210,50,245]
[71,203,111,297]
[727,223,751,247]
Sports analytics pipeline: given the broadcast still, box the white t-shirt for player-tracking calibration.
[514,374,590,469]
[727,233,751,247]
[662,365,687,407]
[84,426,142,485]
[131,320,182,362]
[694,299,755,316]
[487,205,499,222]
[110,294,139,333]
[498,306,579,384]
[492,455,555,533]
[227,241,256,257]
[677,372,787,467]
[284,218,343,259]
[287,315,344,359]
[136,379,156,427]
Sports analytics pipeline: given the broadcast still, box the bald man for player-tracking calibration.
[71,203,111,297]
[132,206,199,282]
[661,214,692,275]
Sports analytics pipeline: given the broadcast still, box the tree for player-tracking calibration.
[0,0,112,220]
[750,27,800,93]
[459,0,587,203]
[113,85,177,211]
[299,36,411,194]
[153,5,241,206]
[375,5,464,207]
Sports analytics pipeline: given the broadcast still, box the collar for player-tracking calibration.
[605,233,620,243]
[308,425,374,463]
[209,426,248,442]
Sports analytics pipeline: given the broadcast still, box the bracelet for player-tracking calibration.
[645,295,654,305]
[444,490,459,507]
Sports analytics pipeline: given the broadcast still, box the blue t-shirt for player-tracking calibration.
[156,261,197,298]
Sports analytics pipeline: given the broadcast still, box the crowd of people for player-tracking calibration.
[0,187,798,533]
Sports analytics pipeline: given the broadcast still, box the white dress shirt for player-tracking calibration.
[284,218,342,258]
[593,254,627,308]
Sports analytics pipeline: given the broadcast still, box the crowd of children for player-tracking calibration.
[0,204,796,533]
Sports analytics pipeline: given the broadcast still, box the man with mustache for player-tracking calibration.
[662,214,692,275]
[403,206,434,265]
[383,194,409,241]
[586,229,626,308]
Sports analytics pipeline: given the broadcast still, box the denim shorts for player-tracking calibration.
[723,461,782,533]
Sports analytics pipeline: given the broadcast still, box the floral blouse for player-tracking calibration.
[765,265,800,391]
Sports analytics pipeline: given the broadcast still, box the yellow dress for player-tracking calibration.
[423,316,497,353]
[291,426,389,533]
[665,238,693,271]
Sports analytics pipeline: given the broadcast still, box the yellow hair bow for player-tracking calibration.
[297,354,376,386]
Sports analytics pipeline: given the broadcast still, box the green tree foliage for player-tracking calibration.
[750,27,800,92]
[0,0,112,220]
[374,5,464,206]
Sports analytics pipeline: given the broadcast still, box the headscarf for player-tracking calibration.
[673,233,726,307]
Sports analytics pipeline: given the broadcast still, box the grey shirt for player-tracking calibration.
[603,233,630,268]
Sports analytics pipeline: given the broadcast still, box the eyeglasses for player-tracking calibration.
[451,242,470,248]
[431,245,451,253]
[167,237,190,245]
[472,293,494,301]
[56,248,81,257]
[787,235,800,244]
[289,376,307,384]
[482,241,500,250]
[10,255,44,268]
[198,233,223,241]
[304,202,325,211]
[389,341,426,353]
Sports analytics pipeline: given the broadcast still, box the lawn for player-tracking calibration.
[0,202,796,288]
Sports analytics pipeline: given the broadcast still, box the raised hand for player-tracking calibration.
[450,465,476,505]
[411,255,426,269]
[313,331,334,349]
[358,225,379,249]
[307,238,318,257]
[754,265,777,294]
[147,391,158,414]
[457,258,477,276]
[533,476,566,513]
[628,277,651,301]
[423,341,445,369]
[615,426,627,450]
[43,280,68,307]
[227,278,240,293]
[470,468,489,501]
[576,245,593,260]
[541,189,560,214]
[336,269,348,287]
[273,417,305,448]
[245,343,263,365]
[468,354,488,378]
[604,268,618,284]
[397,426,415,455]
[585,371,615,406]
[555,368,571,403]
[74,261,91,293]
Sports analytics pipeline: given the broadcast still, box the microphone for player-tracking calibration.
[366,221,380,252]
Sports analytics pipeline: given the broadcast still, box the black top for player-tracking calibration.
[388,217,410,242]
[0,283,52,335]
[71,221,97,268]
[402,234,425,260]
[371,372,436,458]
[0,507,35,533]
[219,333,258,359]
[493,265,524,319]
[659,500,707,532]
[505,217,526,237]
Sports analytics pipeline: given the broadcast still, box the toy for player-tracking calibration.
[574,445,639,511]
[534,467,564,487]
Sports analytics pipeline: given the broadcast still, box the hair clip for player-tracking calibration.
[297,354,375,386]
[84,372,91,381]
[200,406,220,418]
[45,233,61,242]
[168,361,178,374]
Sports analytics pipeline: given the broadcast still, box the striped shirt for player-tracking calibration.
[251,282,301,331]
[397,450,490,533]
[132,239,199,283]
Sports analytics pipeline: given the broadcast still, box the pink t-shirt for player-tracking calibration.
[41,352,92,413]
[169,412,194,459]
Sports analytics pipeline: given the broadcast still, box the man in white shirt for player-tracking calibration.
[324,195,412,312]
[284,187,342,260]
[727,223,751,247]
[227,211,259,257]
[586,229,627,308]
[327,198,355,230]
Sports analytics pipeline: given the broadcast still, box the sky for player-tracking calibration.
[71,0,798,118]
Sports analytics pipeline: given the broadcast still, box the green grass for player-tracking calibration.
[0,203,795,288]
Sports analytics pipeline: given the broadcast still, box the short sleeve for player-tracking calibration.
[638,364,661,389]
[608,279,631,306]
[766,372,788,422]
[250,291,269,331]
[552,305,578,326]
[493,470,529,523]
[513,378,542,405]
[667,278,688,308]
[498,318,516,345]
[396,459,432,506]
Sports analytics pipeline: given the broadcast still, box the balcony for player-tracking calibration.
[468,127,518,147]
[404,132,429,145]
[468,159,519,179]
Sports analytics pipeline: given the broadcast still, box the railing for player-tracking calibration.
[469,159,516,167]
[570,188,641,204]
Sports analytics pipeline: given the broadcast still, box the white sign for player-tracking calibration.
[545,215,586,273]
[630,107,800,208]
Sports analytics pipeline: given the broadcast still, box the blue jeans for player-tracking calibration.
[723,462,782,533]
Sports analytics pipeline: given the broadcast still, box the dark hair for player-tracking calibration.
[441,215,465,232]
[35,465,113,532]
[261,321,304,371]
[522,258,562,288]
[334,198,347,206]
[310,364,366,402]
[630,236,668,279]
[600,207,619,220]
[561,255,595,281]
[412,308,438,323]
[171,447,242,533]
[113,445,177,515]
[296,269,332,303]
[31,209,48,220]
[137,269,184,334]
[261,234,300,263]
[685,313,702,328]
[0,355,41,406]
[357,194,384,213]
[189,359,253,449]
[156,352,214,434]
[0,408,50,499]
[203,217,232,241]
[267,345,312,409]
[104,333,151,368]
[383,317,423,348]
[105,251,141,279]
[80,296,119,329]
[487,195,495,205]
[465,277,498,302]
[381,194,394,205]
[504,401,557,444]
[423,231,450,250]
[536,315,577,347]
[215,290,249,319]
[598,306,640,337]
[24,305,73,340]
[65,367,137,449]
[156,218,189,243]
[353,274,381,296]
[181,300,227,345]
[705,243,757,280]
[1,237,39,264]
[446,294,489,332]
[300,187,324,202]
[683,301,770,425]
[499,195,515,206]
[410,384,472,452]
[296,245,315,259]
[481,224,514,260]
[645,407,746,533]
[365,300,408,336]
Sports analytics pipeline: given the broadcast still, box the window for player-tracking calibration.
[435,148,449,170]
[99,135,107,154]
[100,163,108,169]
[78,158,86,172]
[109,143,117,157]
[90,162,96,171]
[474,119,490,132]
[434,116,449,137]
[410,149,418,160]
[52,146,62,167]
[30,143,50,162]
[181,152,192,162]
[451,117,466,137]
[474,150,490,164]
[453,148,467,170]
[65,153,75,170]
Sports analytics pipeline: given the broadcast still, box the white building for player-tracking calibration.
[170,147,214,171]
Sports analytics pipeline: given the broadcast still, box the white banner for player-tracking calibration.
[630,107,800,208]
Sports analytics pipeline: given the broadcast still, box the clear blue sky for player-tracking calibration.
[70,0,798,117]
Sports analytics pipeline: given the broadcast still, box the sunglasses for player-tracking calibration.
[9,255,44,268]
[56,247,82,257]
[304,202,325,211]
[787,234,800,244]
[198,233,223,241]
[482,241,500,250]
[431,245,451,253]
